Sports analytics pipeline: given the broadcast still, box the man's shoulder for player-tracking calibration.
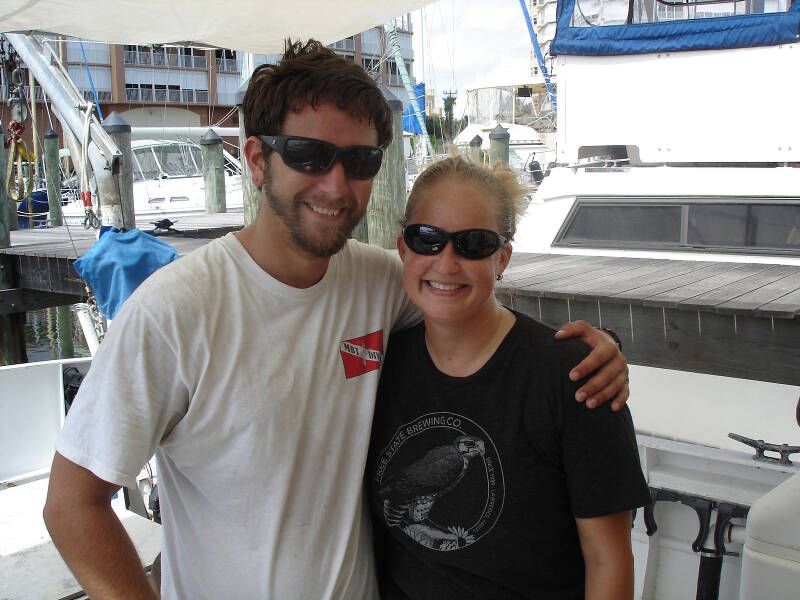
[131,235,233,310]
[340,239,400,270]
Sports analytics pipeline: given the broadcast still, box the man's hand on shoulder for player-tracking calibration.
[554,320,629,411]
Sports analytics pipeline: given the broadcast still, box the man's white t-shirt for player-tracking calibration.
[57,233,419,599]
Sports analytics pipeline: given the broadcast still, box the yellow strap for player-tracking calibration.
[5,139,35,202]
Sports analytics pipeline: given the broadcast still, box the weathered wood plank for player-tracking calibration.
[716,271,800,316]
[646,263,772,307]
[615,262,740,304]
[680,265,797,310]
[757,287,800,318]
[0,288,85,315]
[534,259,662,298]
[507,256,622,289]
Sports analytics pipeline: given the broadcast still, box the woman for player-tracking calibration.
[367,156,650,599]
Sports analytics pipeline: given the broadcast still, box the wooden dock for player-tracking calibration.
[3,222,799,386]
[0,214,243,313]
[498,254,800,386]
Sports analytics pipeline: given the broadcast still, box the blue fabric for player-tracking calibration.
[552,0,800,55]
[402,83,427,134]
[73,228,179,319]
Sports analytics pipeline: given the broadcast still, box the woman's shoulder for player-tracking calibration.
[509,311,591,367]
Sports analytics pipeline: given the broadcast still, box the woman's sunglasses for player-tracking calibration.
[402,224,508,260]
[258,135,383,180]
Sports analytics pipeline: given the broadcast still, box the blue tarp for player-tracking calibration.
[73,228,179,319]
[552,0,800,55]
[402,82,426,134]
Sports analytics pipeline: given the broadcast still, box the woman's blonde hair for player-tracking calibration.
[401,153,529,241]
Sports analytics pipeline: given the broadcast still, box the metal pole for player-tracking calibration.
[199,129,226,214]
[367,86,406,249]
[489,124,510,166]
[44,128,63,226]
[102,112,135,229]
[5,34,122,171]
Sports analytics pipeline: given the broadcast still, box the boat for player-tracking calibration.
[453,82,557,182]
[504,1,800,598]
[59,138,244,225]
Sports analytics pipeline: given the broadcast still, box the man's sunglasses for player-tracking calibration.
[258,135,383,180]
[402,224,508,260]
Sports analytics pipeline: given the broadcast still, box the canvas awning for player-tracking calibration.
[1,1,433,53]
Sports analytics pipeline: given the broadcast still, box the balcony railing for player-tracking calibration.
[216,57,238,71]
[154,89,167,102]
[195,90,209,103]
[123,50,137,64]
[329,39,355,51]
[141,88,154,102]
[152,52,166,66]
[126,88,140,101]
[81,89,111,101]
[125,87,210,103]
[181,89,194,103]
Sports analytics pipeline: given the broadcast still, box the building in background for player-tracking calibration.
[1,17,415,161]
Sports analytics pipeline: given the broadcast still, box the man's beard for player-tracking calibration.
[262,166,366,258]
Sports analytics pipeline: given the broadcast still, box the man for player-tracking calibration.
[44,40,629,599]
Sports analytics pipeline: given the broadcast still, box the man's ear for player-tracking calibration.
[397,233,407,262]
[244,136,267,188]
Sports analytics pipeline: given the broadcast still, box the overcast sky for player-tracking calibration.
[410,0,534,118]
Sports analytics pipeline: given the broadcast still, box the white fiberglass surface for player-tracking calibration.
[627,364,800,454]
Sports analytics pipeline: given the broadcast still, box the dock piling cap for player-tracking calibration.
[377,84,403,111]
[489,124,509,140]
[102,111,131,133]
[199,129,222,145]
[469,135,483,147]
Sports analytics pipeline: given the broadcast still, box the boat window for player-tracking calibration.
[151,144,202,178]
[556,198,800,254]
[133,148,161,181]
[561,204,682,244]
[570,0,790,26]
[689,204,800,250]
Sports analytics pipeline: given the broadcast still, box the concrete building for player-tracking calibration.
[1,18,415,159]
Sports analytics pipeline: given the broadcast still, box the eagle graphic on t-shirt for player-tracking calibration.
[377,435,485,530]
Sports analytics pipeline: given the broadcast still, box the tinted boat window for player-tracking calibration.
[688,204,748,246]
[562,205,682,244]
[751,205,800,249]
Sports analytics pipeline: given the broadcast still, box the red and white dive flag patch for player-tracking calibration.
[340,329,384,379]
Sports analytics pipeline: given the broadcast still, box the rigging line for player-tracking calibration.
[79,40,104,121]
[435,1,457,91]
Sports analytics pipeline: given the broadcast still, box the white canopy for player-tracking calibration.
[1,1,432,53]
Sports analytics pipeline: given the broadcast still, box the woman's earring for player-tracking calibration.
[496,273,504,282]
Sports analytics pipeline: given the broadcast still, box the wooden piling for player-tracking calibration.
[489,124,510,166]
[199,130,226,214]
[367,86,406,249]
[43,129,63,226]
[469,135,483,164]
[0,131,28,365]
[102,112,135,229]
[236,82,261,225]
[1,132,10,246]
[57,305,74,358]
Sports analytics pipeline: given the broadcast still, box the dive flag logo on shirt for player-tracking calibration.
[340,329,384,379]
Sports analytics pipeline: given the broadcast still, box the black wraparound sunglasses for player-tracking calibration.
[403,224,508,260]
[258,135,383,180]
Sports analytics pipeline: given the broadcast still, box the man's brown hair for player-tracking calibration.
[242,39,393,149]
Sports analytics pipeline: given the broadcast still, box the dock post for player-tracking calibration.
[57,305,74,358]
[489,124,510,166]
[469,135,483,164]
[366,85,406,249]
[200,130,226,214]
[102,112,135,229]
[0,131,11,245]
[0,131,28,365]
[44,128,63,226]
[236,80,261,225]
